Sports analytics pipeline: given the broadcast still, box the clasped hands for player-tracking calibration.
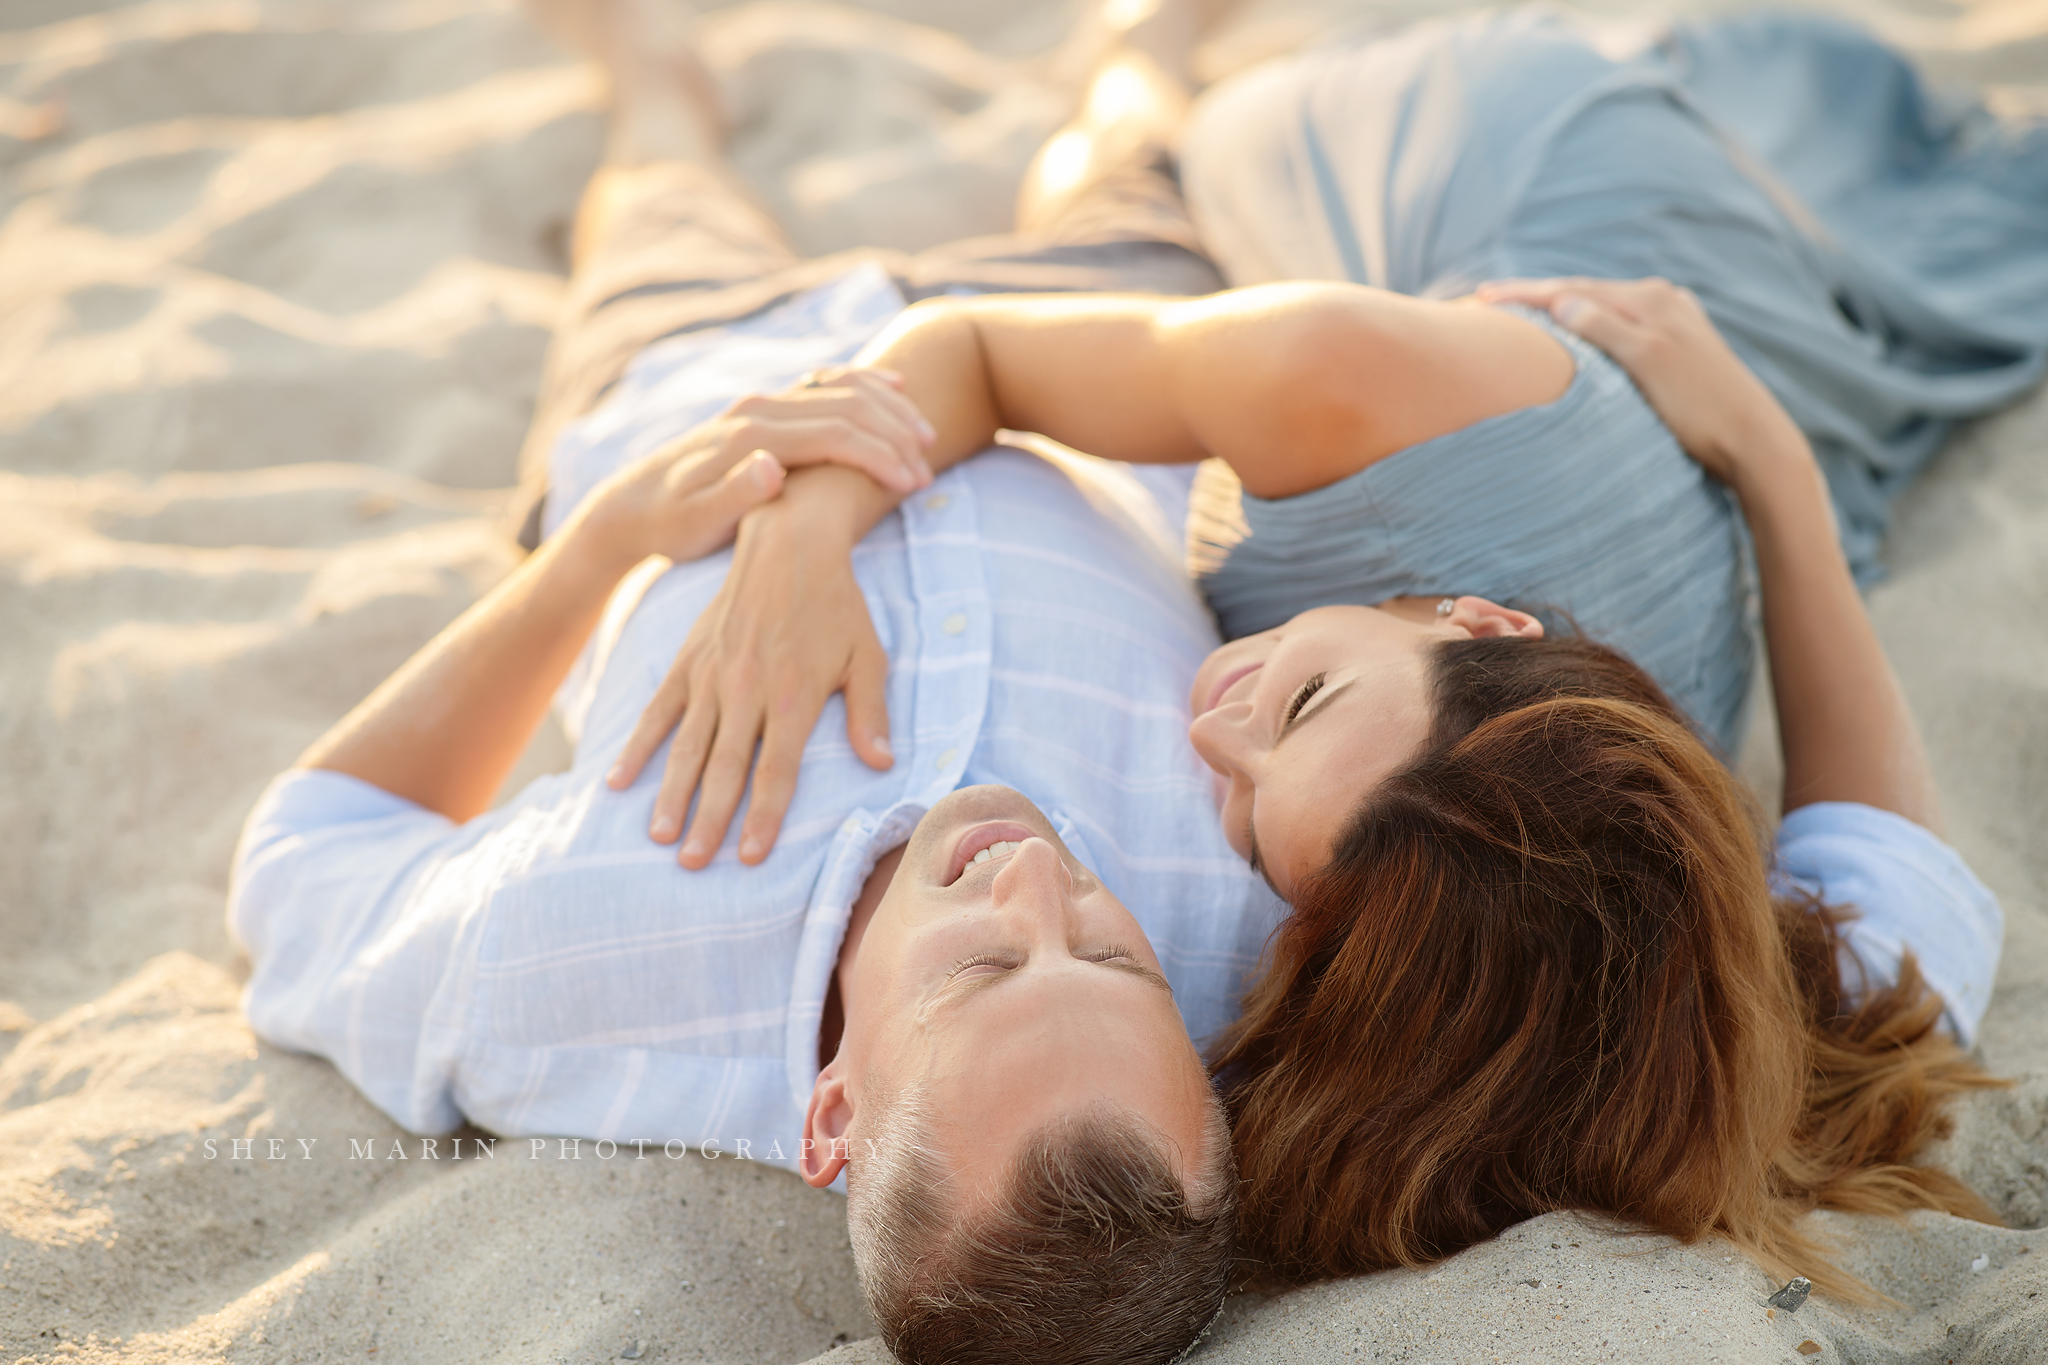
[581,364,933,868]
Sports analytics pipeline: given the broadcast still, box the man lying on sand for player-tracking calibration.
[227,1,1273,1360]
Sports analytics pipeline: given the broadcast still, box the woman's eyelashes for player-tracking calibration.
[1282,672,1328,726]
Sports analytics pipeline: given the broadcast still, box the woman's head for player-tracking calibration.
[1187,599,1545,899]
[1210,633,1996,1289]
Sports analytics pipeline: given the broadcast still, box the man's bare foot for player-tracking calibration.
[527,0,725,164]
[1017,0,1242,230]
[1052,0,1238,94]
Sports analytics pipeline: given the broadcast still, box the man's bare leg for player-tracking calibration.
[513,0,797,546]
[1017,0,1220,235]
[527,0,756,270]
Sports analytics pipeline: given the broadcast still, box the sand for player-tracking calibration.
[1,0,2044,1360]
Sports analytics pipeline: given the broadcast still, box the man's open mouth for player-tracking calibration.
[943,821,1040,885]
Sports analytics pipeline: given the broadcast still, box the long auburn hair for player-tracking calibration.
[1212,636,2002,1295]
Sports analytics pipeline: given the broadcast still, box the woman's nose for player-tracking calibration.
[1188,705,1252,778]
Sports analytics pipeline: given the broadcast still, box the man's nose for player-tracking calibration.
[988,837,1073,929]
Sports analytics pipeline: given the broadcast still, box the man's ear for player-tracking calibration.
[1449,596,1545,640]
[801,1065,854,1189]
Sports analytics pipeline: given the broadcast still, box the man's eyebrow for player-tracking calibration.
[1099,956,1175,998]
[922,970,1006,1023]
[1275,679,1353,750]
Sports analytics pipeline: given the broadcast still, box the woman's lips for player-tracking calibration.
[1201,662,1263,716]
[944,820,1042,886]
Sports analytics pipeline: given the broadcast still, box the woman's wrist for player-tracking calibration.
[1718,406,1820,507]
[748,463,902,549]
[1732,460,1839,570]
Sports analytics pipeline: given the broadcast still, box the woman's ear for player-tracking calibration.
[1450,596,1545,640]
[801,1067,854,1188]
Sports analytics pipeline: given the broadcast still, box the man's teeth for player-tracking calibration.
[970,840,1023,867]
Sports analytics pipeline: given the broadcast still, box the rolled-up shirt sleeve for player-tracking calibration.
[1773,802,2004,1049]
[227,768,473,1133]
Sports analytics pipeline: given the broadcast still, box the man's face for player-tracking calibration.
[804,785,1215,1198]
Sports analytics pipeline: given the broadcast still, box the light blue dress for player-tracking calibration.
[1189,306,1753,753]
[1181,9,2048,752]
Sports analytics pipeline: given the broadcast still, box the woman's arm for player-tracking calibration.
[1479,277,1941,829]
[1730,421,1941,828]
[854,282,1572,498]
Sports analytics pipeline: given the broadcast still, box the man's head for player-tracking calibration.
[802,785,1235,1364]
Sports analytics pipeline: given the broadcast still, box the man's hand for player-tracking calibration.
[583,439,788,573]
[605,466,899,868]
[586,368,932,867]
[712,364,936,494]
[587,366,935,567]
[1474,276,1805,489]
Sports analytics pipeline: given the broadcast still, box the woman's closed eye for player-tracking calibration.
[1283,672,1328,726]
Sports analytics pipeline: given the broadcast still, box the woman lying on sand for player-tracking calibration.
[608,2,2042,1297]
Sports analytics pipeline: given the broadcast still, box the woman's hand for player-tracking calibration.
[1483,276,1943,830]
[584,366,936,565]
[1474,276,1803,489]
[604,465,899,869]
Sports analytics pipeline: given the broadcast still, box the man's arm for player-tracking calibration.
[298,452,780,821]
[301,366,932,822]
[298,509,636,823]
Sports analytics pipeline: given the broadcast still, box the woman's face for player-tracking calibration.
[1187,599,1543,900]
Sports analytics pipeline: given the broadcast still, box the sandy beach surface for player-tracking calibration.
[3,0,2045,1360]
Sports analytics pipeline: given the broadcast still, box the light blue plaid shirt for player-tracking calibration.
[228,266,2001,1172]
[229,266,1286,1166]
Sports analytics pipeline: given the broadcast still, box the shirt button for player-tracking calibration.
[924,493,950,511]
[941,613,968,636]
[935,748,958,771]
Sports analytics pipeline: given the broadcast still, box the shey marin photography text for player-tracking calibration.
[200,1136,864,1164]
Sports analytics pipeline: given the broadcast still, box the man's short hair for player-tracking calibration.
[846,1090,1236,1365]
